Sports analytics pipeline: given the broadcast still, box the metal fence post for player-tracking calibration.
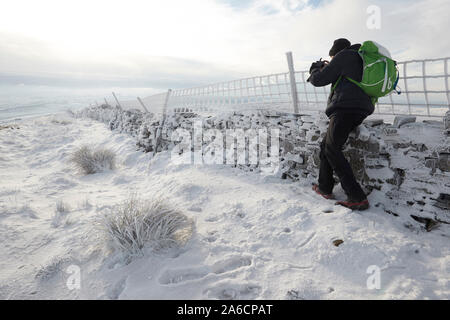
[97,57,448,119]
[112,92,122,108]
[444,58,450,108]
[163,88,172,115]
[154,89,172,155]
[286,51,299,113]
[137,97,149,113]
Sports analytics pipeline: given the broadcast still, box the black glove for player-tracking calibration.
[309,60,326,74]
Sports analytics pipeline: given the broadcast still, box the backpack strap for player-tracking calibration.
[381,58,389,93]
[331,76,378,105]
[330,76,342,93]
[393,69,401,94]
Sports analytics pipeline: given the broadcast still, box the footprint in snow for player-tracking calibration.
[204,283,262,300]
[188,206,202,213]
[176,184,206,201]
[158,256,252,285]
[204,231,218,243]
[286,285,335,300]
[223,203,246,218]
[205,215,220,222]
[107,277,127,300]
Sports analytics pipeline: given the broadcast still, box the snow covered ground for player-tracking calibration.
[0,113,448,299]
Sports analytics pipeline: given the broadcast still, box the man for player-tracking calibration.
[307,38,374,211]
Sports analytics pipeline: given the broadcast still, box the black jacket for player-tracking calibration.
[308,44,374,118]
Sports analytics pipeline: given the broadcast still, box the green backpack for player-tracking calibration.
[332,40,400,104]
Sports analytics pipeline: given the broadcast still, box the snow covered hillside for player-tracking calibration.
[0,113,448,299]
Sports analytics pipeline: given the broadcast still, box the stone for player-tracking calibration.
[365,154,389,169]
[356,125,371,141]
[307,146,321,168]
[344,148,368,184]
[438,153,450,172]
[425,157,438,174]
[444,111,450,130]
[0,124,20,130]
[386,168,405,188]
[393,115,416,128]
[411,215,440,232]
[444,111,450,136]
[348,138,380,153]
[412,143,428,152]
[364,119,384,127]
[393,142,412,149]
[86,104,450,229]
[281,140,295,154]
[333,239,344,247]
[383,127,398,136]
[422,120,444,127]
[434,193,450,210]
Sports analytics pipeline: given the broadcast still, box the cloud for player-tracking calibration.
[0,32,248,88]
[0,0,448,89]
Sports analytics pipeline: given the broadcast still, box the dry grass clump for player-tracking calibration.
[104,195,194,256]
[70,145,116,174]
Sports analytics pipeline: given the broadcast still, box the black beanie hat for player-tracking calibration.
[329,38,351,57]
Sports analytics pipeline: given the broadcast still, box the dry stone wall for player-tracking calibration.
[77,106,450,231]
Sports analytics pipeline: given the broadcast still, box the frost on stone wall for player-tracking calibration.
[77,105,450,231]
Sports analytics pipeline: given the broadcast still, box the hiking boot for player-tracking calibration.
[336,198,370,211]
[312,184,334,200]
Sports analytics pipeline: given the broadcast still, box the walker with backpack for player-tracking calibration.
[331,40,401,105]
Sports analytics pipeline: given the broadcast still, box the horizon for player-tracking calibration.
[1,0,449,92]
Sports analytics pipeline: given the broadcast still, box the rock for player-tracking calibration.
[83,104,450,229]
[364,119,384,127]
[348,138,380,153]
[393,142,411,149]
[425,157,438,174]
[438,153,450,172]
[383,126,398,136]
[422,120,444,127]
[444,111,450,130]
[412,143,428,152]
[345,149,366,182]
[386,168,405,188]
[394,115,416,128]
[0,124,20,130]
[356,125,371,141]
[281,140,295,153]
[286,290,302,300]
[332,239,344,247]
[365,154,389,169]
[410,215,440,232]
[434,193,450,210]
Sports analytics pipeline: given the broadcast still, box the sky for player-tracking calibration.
[0,0,449,92]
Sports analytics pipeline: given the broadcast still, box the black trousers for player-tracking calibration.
[318,113,367,201]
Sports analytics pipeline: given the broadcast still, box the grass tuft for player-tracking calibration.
[70,145,116,175]
[104,195,194,256]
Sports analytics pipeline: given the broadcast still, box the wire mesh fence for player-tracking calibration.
[102,56,450,118]
[168,72,294,113]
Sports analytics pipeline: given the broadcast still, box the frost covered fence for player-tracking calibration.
[109,90,171,115]
[376,57,450,117]
[104,56,450,118]
[169,71,295,113]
